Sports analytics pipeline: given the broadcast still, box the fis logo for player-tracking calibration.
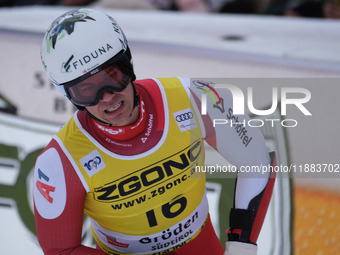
[80,150,106,177]
[84,156,102,171]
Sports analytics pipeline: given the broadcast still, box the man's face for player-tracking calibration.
[66,65,137,126]
[85,81,136,127]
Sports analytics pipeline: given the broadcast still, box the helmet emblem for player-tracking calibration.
[45,10,95,52]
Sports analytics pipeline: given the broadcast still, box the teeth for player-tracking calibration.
[106,102,122,112]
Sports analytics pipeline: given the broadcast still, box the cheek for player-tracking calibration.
[122,85,135,104]
[85,106,98,116]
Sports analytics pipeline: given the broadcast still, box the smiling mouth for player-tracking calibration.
[105,101,122,113]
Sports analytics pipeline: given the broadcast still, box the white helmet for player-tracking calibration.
[41,8,135,99]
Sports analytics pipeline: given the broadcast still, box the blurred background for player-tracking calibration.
[0,0,340,254]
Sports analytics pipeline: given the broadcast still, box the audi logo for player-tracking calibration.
[175,112,194,122]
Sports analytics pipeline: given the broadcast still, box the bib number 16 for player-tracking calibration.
[146,196,187,227]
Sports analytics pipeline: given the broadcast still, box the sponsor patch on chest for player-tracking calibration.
[173,108,198,132]
[80,149,106,177]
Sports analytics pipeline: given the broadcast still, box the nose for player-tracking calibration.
[100,90,115,102]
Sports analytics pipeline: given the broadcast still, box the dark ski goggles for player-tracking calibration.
[62,52,132,107]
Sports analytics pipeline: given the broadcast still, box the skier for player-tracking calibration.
[34,8,276,255]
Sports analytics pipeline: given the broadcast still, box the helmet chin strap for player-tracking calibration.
[83,82,140,127]
[85,109,114,127]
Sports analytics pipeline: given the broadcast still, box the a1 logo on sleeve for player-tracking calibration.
[173,108,198,132]
[80,149,106,177]
[34,148,66,219]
